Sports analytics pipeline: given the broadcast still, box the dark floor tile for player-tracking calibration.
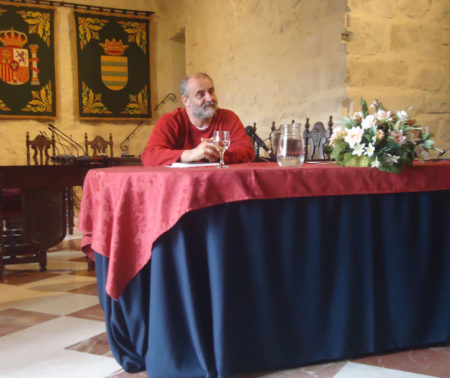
[66,331,113,357]
[69,282,98,296]
[70,256,91,263]
[67,304,104,321]
[353,345,450,378]
[70,269,97,278]
[0,308,59,336]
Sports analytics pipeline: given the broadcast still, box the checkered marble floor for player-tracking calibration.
[0,234,449,378]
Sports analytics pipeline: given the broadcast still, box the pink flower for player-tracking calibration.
[406,129,421,144]
[390,130,407,145]
[329,126,345,145]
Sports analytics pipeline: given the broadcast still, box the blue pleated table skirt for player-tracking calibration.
[95,190,450,377]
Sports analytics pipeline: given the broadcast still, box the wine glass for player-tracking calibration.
[213,130,231,168]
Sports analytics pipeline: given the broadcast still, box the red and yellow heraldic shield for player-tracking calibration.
[0,47,29,85]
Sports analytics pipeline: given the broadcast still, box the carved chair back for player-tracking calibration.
[303,116,333,161]
[85,133,113,158]
[26,132,56,165]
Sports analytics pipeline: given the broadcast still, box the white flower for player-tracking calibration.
[384,154,400,165]
[375,109,392,122]
[396,110,408,123]
[370,99,382,110]
[333,99,439,173]
[415,145,430,161]
[344,126,364,148]
[361,115,376,129]
[352,112,363,122]
[371,159,380,168]
[421,125,429,136]
[352,143,365,156]
[365,143,375,157]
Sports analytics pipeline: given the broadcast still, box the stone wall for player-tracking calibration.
[183,0,347,138]
[0,0,447,165]
[345,0,450,151]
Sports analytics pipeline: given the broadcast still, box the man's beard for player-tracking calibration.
[192,101,217,119]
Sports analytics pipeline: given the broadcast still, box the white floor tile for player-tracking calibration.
[0,316,105,351]
[0,291,98,315]
[64,233,83,240]
[0,317,120,378]
[0,352,122,378]
[334,361,438,378]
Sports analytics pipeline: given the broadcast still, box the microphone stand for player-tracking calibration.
[118,93,176,157]
[48,124,91,163]
[120,121,144,157]
[246,123,276,161]
[153,92,176,112]
[41,131,70,164]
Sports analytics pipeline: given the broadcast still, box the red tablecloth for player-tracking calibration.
[78,161,450,300]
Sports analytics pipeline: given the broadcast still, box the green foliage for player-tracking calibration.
[81,82,109,114]
[78,17,107,50]
[328,98,440,174]
[360,98,369,117]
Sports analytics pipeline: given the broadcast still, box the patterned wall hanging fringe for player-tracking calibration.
[9,0,154,17]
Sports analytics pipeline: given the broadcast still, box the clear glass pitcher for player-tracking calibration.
[277,123,304,167]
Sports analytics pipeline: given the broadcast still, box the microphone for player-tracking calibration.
[245,125,275,160]
[48,124,85,157]
[41,131,73,164]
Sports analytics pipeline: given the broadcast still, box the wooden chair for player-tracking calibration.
[1,132,59,278]
[25,131,74,236]
[85,133,113,159]
[26,132,56,165]
[303,116,333,161]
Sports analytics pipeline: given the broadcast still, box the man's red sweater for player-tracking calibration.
[141,107,254,166]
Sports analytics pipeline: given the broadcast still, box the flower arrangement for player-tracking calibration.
[328,98,441,173]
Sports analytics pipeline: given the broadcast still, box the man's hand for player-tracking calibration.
[180,138,219,162]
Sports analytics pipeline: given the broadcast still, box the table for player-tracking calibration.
[0,164,96,277]
[0,158,142,277]
[79,162,450,377]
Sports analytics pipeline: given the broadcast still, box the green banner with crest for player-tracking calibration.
[74,9,151,120]
[0,1,55,119]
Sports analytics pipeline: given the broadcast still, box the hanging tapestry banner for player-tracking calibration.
[74,9,151,120]
[0,1,56,119]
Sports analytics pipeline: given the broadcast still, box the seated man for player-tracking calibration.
[141,72,254,166]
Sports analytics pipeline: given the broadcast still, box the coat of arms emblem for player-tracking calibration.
[99,38,128,91]
[0,28,39,86]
